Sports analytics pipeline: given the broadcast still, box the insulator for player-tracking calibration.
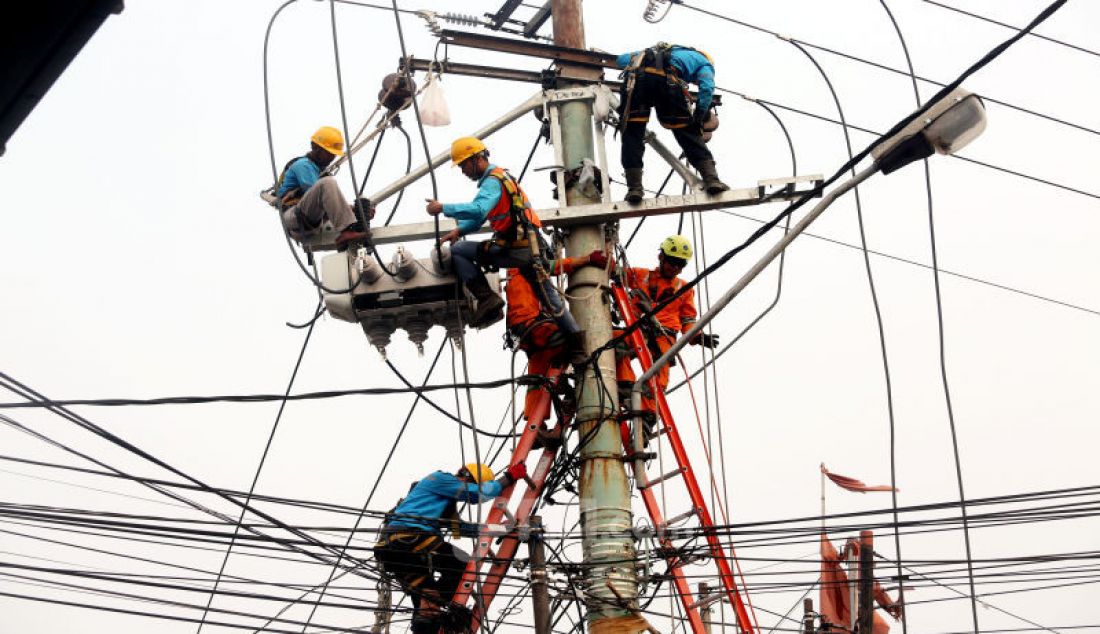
[355,247,384,284]
[643,0,674,23]
[441,12,483,27]
[364,318,396,358]
[431,241,452,274]
[415,10,443,37]
[441,312,465,348]
[404,314,431,356]
[390,245,419,282]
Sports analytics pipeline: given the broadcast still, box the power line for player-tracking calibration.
[922,0,1100,59]
[680,1,1100,137]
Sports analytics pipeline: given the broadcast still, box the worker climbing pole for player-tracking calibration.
[551,1,643,631]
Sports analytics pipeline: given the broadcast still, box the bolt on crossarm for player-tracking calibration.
[551,0,640,628]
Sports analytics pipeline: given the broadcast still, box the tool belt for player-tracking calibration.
[375,526,443,552]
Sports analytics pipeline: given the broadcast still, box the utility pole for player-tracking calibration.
[802,598,815,634]
[698,583,714,634]
[856,531,874,634]
[551,0,640,628]
[529,515,551,634]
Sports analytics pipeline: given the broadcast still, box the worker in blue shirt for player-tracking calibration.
[615,43,729,203]
[373,461,527,634]
[425,138,582,350]
[275,126,372,249]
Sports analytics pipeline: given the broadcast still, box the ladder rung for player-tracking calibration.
[640,467,685,489]
[660,507,698,530]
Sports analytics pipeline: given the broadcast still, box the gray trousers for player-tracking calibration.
[280,176,356,236]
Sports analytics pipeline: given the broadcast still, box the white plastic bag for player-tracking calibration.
[419,74,451,127]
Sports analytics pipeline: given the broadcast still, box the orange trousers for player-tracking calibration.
[615,332,675,413]
[517,321,564,420]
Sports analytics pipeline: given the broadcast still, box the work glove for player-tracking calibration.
[691,106,708,130]
[690,332,720,349]
[587,249,609,269]
[354,197,376,221]
[504,462,528,485]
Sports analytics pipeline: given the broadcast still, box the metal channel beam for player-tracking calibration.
[439,29,617,69]
[368,175,822,245]
[523,2,552,38]
[489,0,524,28]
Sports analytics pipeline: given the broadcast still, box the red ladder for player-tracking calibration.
[612,284,757,634]
[450,367,568,631]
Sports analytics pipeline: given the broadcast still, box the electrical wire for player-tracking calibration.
[921,0,1100,59]
[195,298,321,633]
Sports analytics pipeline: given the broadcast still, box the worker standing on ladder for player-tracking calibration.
[506,248,608,421]
[373,461,527,634]
[618,236,719,420]
[615,43,729,203]
[274,126,372,249]
[425,137,582,347]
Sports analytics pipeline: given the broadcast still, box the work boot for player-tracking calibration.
[335,222,369,251]
[624,168,645,204]
[694,159,729,195]
[465,275,505,328]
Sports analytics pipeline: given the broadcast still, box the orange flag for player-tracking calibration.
[819,534,903,634]
[821,464,897,493]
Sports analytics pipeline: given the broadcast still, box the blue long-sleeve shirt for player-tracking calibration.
[616,46,716,114]
[386,470,503,534]
[442,163,504,236]
[276,156,322,198]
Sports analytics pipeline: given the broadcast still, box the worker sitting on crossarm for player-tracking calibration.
[615,43,729,203]
[425,137,583,342]
[506,249,608,422]
[617,235,719,420]
[275,126,372,249]
[373,461,527,634]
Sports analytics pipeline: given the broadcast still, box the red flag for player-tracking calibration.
[822,464,897,493]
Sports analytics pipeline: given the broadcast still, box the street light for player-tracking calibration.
[628,86,989,472]
[872,87,987,175]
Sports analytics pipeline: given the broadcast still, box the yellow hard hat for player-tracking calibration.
[660,235,693,260]
[451,136,486,165]
[463,463,495,484]
[311,126,345,156]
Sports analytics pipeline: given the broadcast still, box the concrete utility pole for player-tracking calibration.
[551,0,640,628]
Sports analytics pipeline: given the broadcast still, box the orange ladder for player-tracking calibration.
[612,283,757,634]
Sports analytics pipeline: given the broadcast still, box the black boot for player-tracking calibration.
[624,168,645,204]
[694,159,729,195]
[465,275,505,328]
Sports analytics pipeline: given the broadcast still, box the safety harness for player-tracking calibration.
[268,155,321,234]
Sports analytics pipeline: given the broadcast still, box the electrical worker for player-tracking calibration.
[617,235,719,417]
[506,249,608,421]
[425,138,582,347]
[615,43,729,203]
[373,461,528,634]
[275,126,372,249]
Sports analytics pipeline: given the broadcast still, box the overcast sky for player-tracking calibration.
[1,1,1098,632]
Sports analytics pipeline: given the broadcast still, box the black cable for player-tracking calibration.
[625,169,676,249]
[585,0,1070,373]
[680,1,1100,137]
[878,1,975,631]
[195,299,320,632]
[296,339,448,632]
[665,98,797,394]
[921,0,1100,60]
[0,376,380,578]
[383,122,414,226]
[385,0,443,260]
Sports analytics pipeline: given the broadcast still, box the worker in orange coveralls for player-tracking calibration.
[617,235,719,417]
[505,249,608,421]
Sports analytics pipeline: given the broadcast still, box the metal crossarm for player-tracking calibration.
[450,367,569,631]
[611,284,758,634]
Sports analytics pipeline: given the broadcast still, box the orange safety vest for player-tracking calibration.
[626,267,698,335]
[486,167,541,244]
